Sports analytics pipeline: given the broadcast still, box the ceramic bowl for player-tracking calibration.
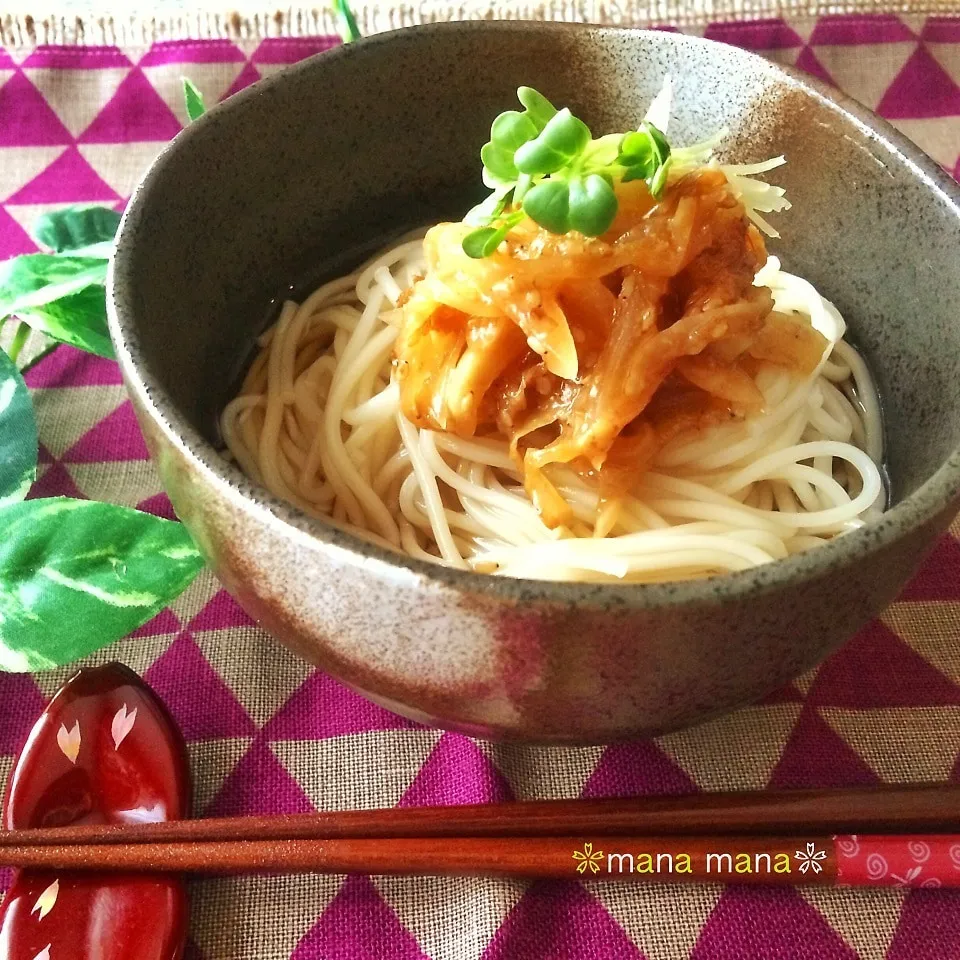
[108,22,960,743]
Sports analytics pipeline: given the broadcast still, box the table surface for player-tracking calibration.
[1,14,960,960]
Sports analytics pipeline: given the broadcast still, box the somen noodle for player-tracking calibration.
[220,86,885,583]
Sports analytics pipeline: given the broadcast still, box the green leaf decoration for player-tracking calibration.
[182,77,207,122]
[32,205,120,255]
[0,348,38,508]
[0,498,206,672]
[17,285,114,359]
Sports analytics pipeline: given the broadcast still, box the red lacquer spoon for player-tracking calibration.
[0,663,191,959]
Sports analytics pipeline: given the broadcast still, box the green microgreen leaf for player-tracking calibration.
[0,498,206,672]
[0,347,38,508]
[480,141,519,186]
[567,174,618,236]
[514,108,591,175]
[517,87,558,130]
[648,156,672,199]
[332,0,361,44]
[522,180,571,235]
[32,205,121,255]
[462,211,524,259]
[182,77,207,122]
[465,87,677,256]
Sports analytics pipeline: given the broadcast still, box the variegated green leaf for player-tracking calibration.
[0,498,205,671]
[0,347,38,506]
[32,204,121,256]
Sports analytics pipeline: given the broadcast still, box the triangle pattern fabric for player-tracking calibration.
[62,399,151,463]
[877,46,960,118]
[142,62,244,125]
[222,61,261,99]
[251,37,339,63]
[292,874,431,960]
[800,887,905,960]
[128,606,182,639]
[144,631,259,741]
[0,673,46,755]
[886,889,960,960]
[78,142,167,196]
[656,704,803,790]
[809,14,916,44]
[691,887,858,959]
[806,618,960,709]
[0,205,36,258]
[0,145,66,200]
[137,491,177,520]
[581,739,698,798]
[898,534,960,600]
[23,344,125,388]
[812,42,916,109]
[767,704,881,788]
[189,588,256,632]
[482,881,646,960]
[27,459,86,500]
[272,731,442,813]
[929,42,960,86]
[881,601,960,687]
[140,40,245,65]
[78,67,182,142]
[795,46,837,85]
[264,669,419,740]
[0,71,73,145]
[703,19,803,50]
[186,737,255,812]
[7,146,120,203]
[398,733,514,807]
[206,739,315,816]
[21,47,132,68]
[822,705,960,781]
[23,67,131,137]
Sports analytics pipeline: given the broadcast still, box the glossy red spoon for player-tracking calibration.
[0,663,191,960]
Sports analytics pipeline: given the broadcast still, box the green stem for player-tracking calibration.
[6,322,30,365]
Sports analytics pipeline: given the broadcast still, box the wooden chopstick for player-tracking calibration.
[4,833,960,887]
[2,783,959,850]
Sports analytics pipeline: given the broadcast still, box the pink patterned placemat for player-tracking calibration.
[2,15,960,960]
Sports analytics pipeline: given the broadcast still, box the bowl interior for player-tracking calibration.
[114,23,960,519]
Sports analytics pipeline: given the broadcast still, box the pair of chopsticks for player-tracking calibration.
[3,783,959,886]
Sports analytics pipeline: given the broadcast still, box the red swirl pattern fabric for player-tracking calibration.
[1,14,959,959]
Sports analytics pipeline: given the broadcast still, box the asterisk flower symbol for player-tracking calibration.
[572,842,604,875]
[794,841,828,875]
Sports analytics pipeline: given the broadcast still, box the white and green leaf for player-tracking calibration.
[0,348,38,507]
[0,498,206,671]
[0,253,108,319]
[32,205,121,256]
[16,284,114,358]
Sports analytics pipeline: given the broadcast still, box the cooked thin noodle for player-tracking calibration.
[221,238,885,583]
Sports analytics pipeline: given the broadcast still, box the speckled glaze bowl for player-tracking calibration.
[108,22,960,743]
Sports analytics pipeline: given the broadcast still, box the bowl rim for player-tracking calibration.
[108,19,960,609]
